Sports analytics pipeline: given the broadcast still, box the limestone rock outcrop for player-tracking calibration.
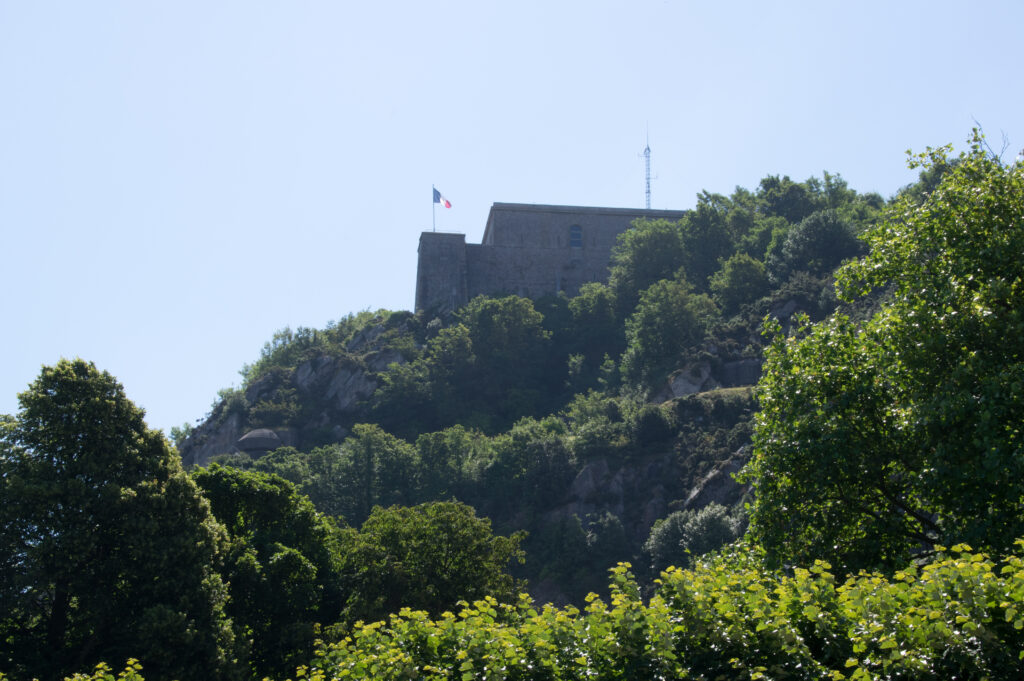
[683,446,751,511]
[178,319,414,467]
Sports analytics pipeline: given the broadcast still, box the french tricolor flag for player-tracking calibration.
[433,187,452,209]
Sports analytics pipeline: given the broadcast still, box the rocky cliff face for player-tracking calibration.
[178,320,415,467]
[655,357,763,401]
[520,440,752,606]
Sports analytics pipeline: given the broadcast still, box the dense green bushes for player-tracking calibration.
[17,541,1024,680]
[291,542,1024,680]
[238,311,420,390]
[643,502,742,573]
[336,502,526,625]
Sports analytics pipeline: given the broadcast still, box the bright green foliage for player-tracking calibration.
[678,197,736,290]
[192,465,346,679]
[644,503,742,573]
[336,424,418,525]
[608,218,687,314]
[746,314,919,570]
[30,543,1024,680]
[337,502,526,624]
[373,296,556,435]
[709,251,771,314]
[303,565,684,681]
[621,278,719,385]
[658,542,1024,679]
[290,542,1024,680]
[767,209,864,282]
[747,133,1024,570]
[0,360,235,681]
[56,660,145,681]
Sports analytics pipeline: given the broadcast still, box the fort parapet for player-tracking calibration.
[416,203,688,313]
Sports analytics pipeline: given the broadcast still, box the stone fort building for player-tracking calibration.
[416,202,687,312]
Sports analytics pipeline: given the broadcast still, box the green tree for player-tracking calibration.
[644,504,741,574]
[339,423,417,526]
[561,390,628,460]
[414,425,483,500]
[482,416,576,514]
[620,278,719,385]
[338,501,526,623]
[758,174,822,223]
[0,360,235,681]
[374,296,555,435]
[678,197,735,290]
[457,295,554,422]
[373,323,476,437]
[191,465,345,679]
[709,252,771,314]
[568,282,623,368]
[766,208,864,282]
[745,132,1024,571]
[608,218,687,314]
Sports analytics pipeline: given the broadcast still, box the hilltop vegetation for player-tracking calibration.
[4,131,1024,680]
[182,165,883,456]
[173,158,888,609]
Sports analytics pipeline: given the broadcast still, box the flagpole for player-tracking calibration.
[432,185,436,232]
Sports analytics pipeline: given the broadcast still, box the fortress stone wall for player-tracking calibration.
[416,203,688,313]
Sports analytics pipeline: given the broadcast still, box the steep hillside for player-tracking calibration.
[12,137,1024,681]
[178,171,891,602]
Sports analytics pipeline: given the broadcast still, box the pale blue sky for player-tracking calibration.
[2,1,1022,435]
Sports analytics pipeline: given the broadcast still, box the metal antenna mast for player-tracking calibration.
[643,136,651,209]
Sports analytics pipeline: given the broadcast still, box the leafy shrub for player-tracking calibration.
[767,208,864,283]
[300,542,1024,681]
[36,542,1024,681]
[620,278,720,385]
[337,501,526,624]
[709,252,771,314]
[644,503,741,573]
[629,403,675,446]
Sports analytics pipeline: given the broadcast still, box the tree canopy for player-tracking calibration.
[192,465,346,678]
[745,132,1024,571]
[337,501,526,623]
[0,360,235,681]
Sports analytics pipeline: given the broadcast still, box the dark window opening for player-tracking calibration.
[569,224,583,248]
